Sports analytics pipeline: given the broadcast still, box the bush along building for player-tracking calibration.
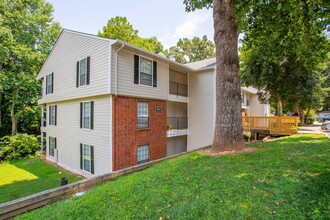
[38,30,270,177]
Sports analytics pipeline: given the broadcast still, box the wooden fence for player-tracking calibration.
[242,116,298,135]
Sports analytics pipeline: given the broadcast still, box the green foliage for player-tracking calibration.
[239,1,330,114]
[320,54,330,110]
[165,35,215,64]
[0,0,61,135]
[305,109,316,125]
[98,16,164,53]
[19,105,41,134]
[0,134,40,161]
[183,0,212,12]
[243,132,251,142]
[0,157,82,203]
[18,134,329,219]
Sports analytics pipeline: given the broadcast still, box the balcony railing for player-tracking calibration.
[167,117,188,129]
[169,81,188,97]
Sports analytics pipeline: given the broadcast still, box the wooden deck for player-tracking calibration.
[242,116,298,135]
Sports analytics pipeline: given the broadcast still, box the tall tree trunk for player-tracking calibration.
[11,106,18,136]
[0,90,2,129]
[305,108,310,125]
[211,0,244,152]
[0,61,2,129]
[11,88,19,135]
[298,108,305,126]
[276,101,282,116]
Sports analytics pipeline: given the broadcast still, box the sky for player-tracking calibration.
[47,0,214,49]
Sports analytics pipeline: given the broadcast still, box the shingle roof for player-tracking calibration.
[184,58,216,69]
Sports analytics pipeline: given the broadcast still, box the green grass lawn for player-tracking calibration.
[0,158,83,204]
[17,134,329,219]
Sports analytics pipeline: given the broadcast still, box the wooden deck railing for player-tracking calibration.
[242,116,298,135]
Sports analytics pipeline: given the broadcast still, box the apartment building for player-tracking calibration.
[38,30,270,177]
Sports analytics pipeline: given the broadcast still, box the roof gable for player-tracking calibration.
[37,29,115,79]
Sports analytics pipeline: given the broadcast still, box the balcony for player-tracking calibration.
[167,117,188,137]
[168,81,188,102]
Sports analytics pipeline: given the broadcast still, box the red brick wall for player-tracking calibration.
[112,96,167,171]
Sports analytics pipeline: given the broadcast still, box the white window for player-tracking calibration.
[76,57,90,88]
[46,73,53,94]
[79,58,88,86]
[83,144,92,172]
[137,145,149,165]
[137,102,149,129]
[83,102,91,129]
[49,105,56,126]
[139,57,153,86]
[49,136,56,157]
[241,92,245,104]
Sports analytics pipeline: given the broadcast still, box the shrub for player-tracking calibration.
[0,134,40,162]
[305,110,316,125]
[243,132,251,142]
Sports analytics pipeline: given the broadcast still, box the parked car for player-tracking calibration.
[317,113,330,122]
[321,121,330,130]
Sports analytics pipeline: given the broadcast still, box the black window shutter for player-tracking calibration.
[48,106,51,125]
[43,108,47,127]
[45,75,48,94]
[134,55,139,84]
[54,137,57,149]
[90,101,94,130]
[54,105,57,126]
[80,144,83,169]
[87,56,90,85]
[90,146,94,174]
[153,61,157,87]
[76,61,79,87]
[48,136,50,155]
[80,102,83,128]
[51,72,54,93]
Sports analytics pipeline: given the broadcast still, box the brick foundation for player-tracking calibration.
[112,96,167,171]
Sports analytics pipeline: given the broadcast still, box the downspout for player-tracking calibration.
[115,43,125,95]
[112,42,124,172]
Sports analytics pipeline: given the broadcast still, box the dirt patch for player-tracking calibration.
[199,147,259,156]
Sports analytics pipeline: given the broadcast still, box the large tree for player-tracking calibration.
[0,0,61,135]
[98,16,164,54]
[185,0,245,151]
[165,35,215,64]
[240,1,329,119]
[319,54,330,110]
[184,0,330,152]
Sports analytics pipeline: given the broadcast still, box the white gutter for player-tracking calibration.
[115,43,125,95]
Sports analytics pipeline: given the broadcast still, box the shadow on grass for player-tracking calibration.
[0,158,82,204]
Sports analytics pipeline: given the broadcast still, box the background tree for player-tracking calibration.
[240,1,329,120]
[184,0,330,152]
[320,54,330,111]
[0,0,61,136]
[98,16,164,54]
[165,35,215,64]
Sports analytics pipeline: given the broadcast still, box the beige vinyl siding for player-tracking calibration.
[111,47,169,99]
[249,95,270,116]
[38,31,112,103]
[188,70,215,151]
[167,136,187,156]
[169,69,188,85]
[41,95,112,176]
[167,102,187,117]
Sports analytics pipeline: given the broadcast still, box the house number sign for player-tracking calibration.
[155,106,161,114]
